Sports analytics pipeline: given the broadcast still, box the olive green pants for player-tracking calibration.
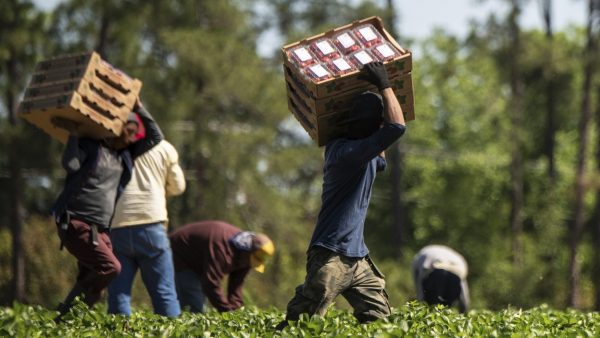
[285,246,391,323]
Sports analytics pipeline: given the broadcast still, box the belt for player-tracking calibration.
[56,212,101,249]
[90,223,99,246]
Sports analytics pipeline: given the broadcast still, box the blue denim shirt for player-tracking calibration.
[309,122,406,257]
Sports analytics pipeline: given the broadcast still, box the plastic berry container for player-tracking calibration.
[309,38,340,62]
[349,50,376,68]
[353,24,384,48]
[287,46,317,68]
[303,63,333,82]
[371,42,400,62]
[332,30,362,55]
[326,57,357,77]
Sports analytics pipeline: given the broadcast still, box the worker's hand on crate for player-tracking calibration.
[359,61,390,91]
[51,117,80,135]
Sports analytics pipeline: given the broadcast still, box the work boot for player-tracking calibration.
[54,283,84,323]
[274,320,289,331]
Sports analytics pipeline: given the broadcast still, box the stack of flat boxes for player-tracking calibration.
[282,16,414,146]
[18,51,142,143]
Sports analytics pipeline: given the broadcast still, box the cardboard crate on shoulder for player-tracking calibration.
[287,84,414,147]
[286,71,414,121]
[18,51,142,143]
[281,16,414,146]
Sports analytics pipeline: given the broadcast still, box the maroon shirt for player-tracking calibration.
[169,221,251,312]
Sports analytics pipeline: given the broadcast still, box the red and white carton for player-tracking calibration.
[309,38,340,62]
[353,24,384,48]
[287,46,317,68]
[371,42,400,62]
[326,57,357,77]
[281,16,415,146]
[332,30,362,55]
[303,63,333,82]
[349,50,376,68]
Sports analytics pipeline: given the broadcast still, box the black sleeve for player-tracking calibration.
[129,103,164,159]
[61,136,94,173]
[333,123,405,167]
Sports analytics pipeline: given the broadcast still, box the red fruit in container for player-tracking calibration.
[349,50,376,68]
[353,24,384,48]
[287,46,317,68]
[326,57,357,77]
[309,38,340,62]
[304,63,333,82]
[371,42,400,62]
[332,31,361,55]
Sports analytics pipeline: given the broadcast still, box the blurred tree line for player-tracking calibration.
[1,0,600,312]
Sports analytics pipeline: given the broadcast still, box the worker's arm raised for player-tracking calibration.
[361,62,405,126]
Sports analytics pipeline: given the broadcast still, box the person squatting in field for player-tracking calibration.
[412,245,470,313]
[276,61,406,329]
[51,98,162,322]
[168,221,275,313]
[106,104,186,317]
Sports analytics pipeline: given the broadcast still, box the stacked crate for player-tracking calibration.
[282,16,414,146]
[18,51,142,143]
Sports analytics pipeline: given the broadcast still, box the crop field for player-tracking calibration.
[1,301,599,337]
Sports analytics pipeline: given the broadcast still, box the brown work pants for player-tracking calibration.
[285,246,391,323]
[62,219,121,302]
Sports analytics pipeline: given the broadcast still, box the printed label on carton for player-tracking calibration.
[359,27,377,41]
[332,58,351,71]
[376,44,395,57]
[337,33,355,48]
[316,41,335,55]
[294,47,312,61]
[309,64,330,77]
[355,51,374,65]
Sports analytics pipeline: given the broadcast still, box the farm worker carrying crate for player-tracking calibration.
[52,97,163,322]
[276,62,406,330]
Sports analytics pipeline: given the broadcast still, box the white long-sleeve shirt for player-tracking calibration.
[412,245,470,312]
[111,140,186,228]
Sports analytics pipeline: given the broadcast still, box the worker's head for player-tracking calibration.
[340,91,383,140]
[111,112,141,149]
[422,269,462,307]
[249,233,275,273]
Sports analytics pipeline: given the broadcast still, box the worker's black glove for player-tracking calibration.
[359,61,390,91]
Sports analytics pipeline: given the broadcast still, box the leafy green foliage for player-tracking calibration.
[2,0,600,314]
[2,302,600,337]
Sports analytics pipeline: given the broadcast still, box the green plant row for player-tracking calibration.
[1,301,599,337]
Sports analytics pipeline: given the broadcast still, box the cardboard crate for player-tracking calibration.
[281,16,413,99]
[287,92,356,146]
[288,93,414,147]
[20,84,131,118]
[24,78,137,109]
[30,62,142,97]
[281,16,414,146]
[19,91,124,144]
[19,51,142,143]
[285,71,414,121]
[282,57,412,100]
[32,51,142,95]
[34,52,99,72]
[287,99,317,140]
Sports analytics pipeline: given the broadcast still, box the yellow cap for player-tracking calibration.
[250,238,275,273]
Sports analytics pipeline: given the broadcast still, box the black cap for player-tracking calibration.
[422,269,462,307]
[338,91,383,139]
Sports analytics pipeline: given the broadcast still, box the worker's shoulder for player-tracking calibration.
[145,139,179,157]
[418,245,464,259]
